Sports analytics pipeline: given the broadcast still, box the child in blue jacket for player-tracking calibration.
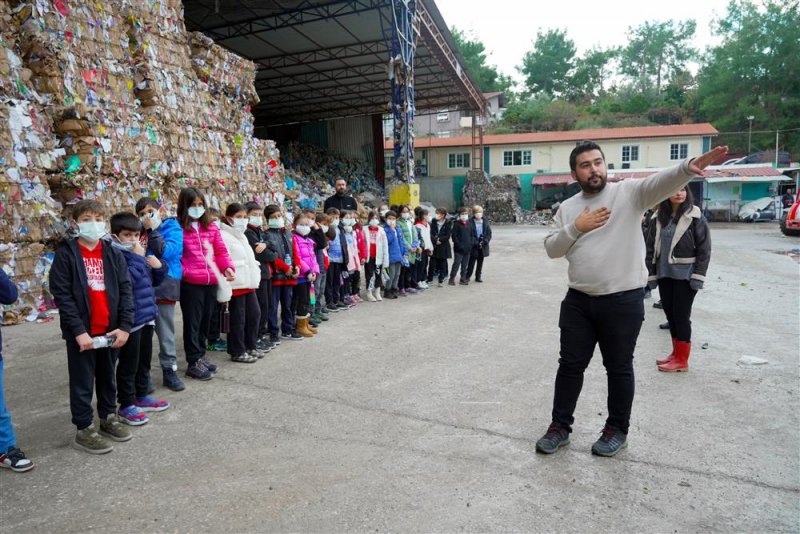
[382,210,408,299]
[110,212,168,426]
[136,198,185,392]
[0,270,33,472]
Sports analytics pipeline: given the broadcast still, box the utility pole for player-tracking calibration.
[747,116,754,154]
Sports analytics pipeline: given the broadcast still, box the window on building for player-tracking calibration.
[670,143,688,160]
[621,145,639,162]
[448,153,470,169]
[384,156,394,170]
[503,149,532,167]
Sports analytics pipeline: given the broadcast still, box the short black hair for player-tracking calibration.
[384,210,397,219]
[264,204,282,219]
[569,140,605,172]
[110,212,142,234]
[244,201,262,213]
[72,199,105,220]
[135,197,159,215]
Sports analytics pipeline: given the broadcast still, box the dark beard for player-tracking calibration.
[578,174,607,194]
[336,191,345,196]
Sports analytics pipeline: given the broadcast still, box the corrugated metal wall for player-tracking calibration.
[327,116,374,164]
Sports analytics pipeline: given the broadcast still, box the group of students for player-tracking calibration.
[0,187,493,468]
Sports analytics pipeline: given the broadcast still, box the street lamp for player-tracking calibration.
[747,116,755,155]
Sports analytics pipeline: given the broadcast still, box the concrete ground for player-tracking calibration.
[1,224,798,533]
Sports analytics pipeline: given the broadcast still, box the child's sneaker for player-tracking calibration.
[134,395,170,413]
[206,338,227,351]
[256,338,274,352]
[398,289,408,297]
[118,405,149,426]
[325,303,339,313]
[269,334,282,345]
[320,306,330,315]
[231,352,258,363]
[0,446,34,472]
[99,415,133,442]
[406,287,418,294]
[281,332,304,341]
[200,357,218,373]
[186,360,213,380]
[162,366,186,392]
[73,425,114,454]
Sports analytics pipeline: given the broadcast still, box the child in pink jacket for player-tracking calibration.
[176,188,235,381]
[291,212,320,337]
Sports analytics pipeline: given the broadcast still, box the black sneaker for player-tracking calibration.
[320,307,330,315]
[336,303,349,311]
[0,446,34,472]
[591,426,628,457]
[186,360,213,381]
[200,357,218,373]
[535,423,570,454]
[281,332,304,341]
[659,322,670,330]
[326,303,340,313]
[256,338,274,352]
[162,367,186,391]
[269,334,281,346]
[653,300,663,309]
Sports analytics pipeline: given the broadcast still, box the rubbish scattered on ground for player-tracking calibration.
[678,481,692,487]
[701,343,709,349]
[737,356,769,367]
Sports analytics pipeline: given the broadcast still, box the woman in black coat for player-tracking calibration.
[467,205,492,282]
[645,186,711,373]
[427,207,452,286]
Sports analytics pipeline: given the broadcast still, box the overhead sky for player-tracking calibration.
[434,0,734,83]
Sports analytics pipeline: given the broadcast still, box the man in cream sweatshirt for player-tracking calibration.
[536,141,727,457]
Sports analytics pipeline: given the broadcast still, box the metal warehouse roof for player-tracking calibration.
[387,123,719,149]
[183,0,486,126]
[532,164,785,186]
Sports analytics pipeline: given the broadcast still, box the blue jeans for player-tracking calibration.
[0,358,17,453]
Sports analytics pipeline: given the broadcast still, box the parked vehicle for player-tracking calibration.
[737,151,792,167]
[780,190,800,236]
[738,197,777,222]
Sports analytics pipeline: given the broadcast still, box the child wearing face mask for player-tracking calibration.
[324,207,349,311]
[429,207,452,287]
[306,209,329,323]
[292,213,321,337]
[467,205,492,283]
[382,210,408,299]
[340,211,361,305]
[205,207,227,354]
[177,188,236,381]
[220,203,265,363]
[363,210,389,302]
[135,198,185,392]
[264,205,304,343]
[109,212,169,426]
[395,205,418,296]
[414,207,433,289]
[243,202,276,354]
[449,206,476,286]
[49,200,135,454]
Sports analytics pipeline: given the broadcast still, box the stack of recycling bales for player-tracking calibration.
[0,0,286,322]
[462,170,527,223]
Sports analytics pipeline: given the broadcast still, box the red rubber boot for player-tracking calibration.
[656,338,677,365]
[658,340,690,372]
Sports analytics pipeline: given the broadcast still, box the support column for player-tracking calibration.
[389,0,417,185]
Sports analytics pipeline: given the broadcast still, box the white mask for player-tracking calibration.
[232,218,248,231]
[295,225,311,236]
[368,219,379,227]
[380,210,389,217]
[268,218,284,229]
[248,216,263,227]
[331,218,340,226]
[425,215,432,223]
[401,213,411,220]
[320,224,329,233]
[459,214,469,221]
[474,213,483,220]
[187,206,205,220]
[77,221,107,242]
[140,211,161,230]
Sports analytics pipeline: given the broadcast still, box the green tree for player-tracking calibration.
[450,28,513,94]
[519,29,576,97]
[566,47,618,102]
[620,19,697,94]
[697,0,800,154]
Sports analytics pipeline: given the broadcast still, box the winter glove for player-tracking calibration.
[689,279,704,291]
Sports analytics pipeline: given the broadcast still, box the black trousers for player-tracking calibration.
[348,270,360,295]
[364,259,383,290]
[116,329,143,408]
[138,325,154,396]
[180,282,217,364]
[399,264,416,289]
[66,340,116,430]
[291,282,311,317]
[658,278,697,342]
[270,284,294,335]
[256,278,271,338]
[228,291,261,356]
[551,288,644,434]
[208,302,222,342]
[428,258,448,283]
[449,252,470,280]
[467,248,485,280]
[325,263,344,305]
[415,253,428,283]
